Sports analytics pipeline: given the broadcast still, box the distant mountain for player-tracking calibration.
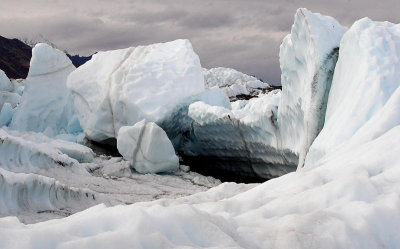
[0,36,31,79]
[67,54,93,68]
[19,34,59,50]
[0,35,93,79]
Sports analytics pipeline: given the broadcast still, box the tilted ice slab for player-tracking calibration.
[0,168,98,217]
[0,128,92,175]
[10,43,79,136]
[278,8,347,168]
[67,39,204,142]
[305,18,400,166]
[117,120,179,173]
[203,67,270,101]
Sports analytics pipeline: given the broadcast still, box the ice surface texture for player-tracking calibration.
[278,8,347,168]
[203,67,270,101]
[10,43,78,136]
[117,120,179,173]
[306,18,400,166]
[67,39,204,142]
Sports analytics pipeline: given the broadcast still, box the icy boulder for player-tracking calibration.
[305,18,400,166]
[0,70,12,92]
[117,120,179,174]
[203,67,271,101]
[68,39,204,142]
[277,8,347,168]
[10,43,78,135]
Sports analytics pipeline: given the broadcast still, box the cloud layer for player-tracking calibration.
[1,0,399,84]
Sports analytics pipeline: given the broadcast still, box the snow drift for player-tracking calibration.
[67,39,205,142]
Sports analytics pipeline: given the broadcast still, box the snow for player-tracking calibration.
[306,18,400,166]
[278,8,347,168]
[9,43,78,136]
[68,39,204,142]
[117,120,179,173]
[203,67,270,100]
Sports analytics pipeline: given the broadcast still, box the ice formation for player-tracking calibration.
[117,120,179,173]
[1,8,400,249]
[10,43,78,136]
[67,39,204,142]
[0,168,97,217]
[305,18,400,166]
[0,128,92,175]
[278,8,347,168]
[184,90,294,181]
[0,69,13,92]
[203,67,271,101]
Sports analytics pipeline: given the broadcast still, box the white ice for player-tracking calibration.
[117,120,179,173]
[68,39,204,142]
[203,67,270,100]
[278,8,347,168]
[10,43,79,136]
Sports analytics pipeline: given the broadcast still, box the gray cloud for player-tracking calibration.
[0,0,399,84]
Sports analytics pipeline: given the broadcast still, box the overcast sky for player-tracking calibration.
[1,0,399,84]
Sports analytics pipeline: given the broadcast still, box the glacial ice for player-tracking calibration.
[0,128,92,175]
[67,39,204,142]
[305,18,400,166]
[1,8,400,249]
[10,43,78,136]
[278,8,347,168]
[203,67,270,101]
[0,168,97,217]
[0,69,13,92]
[0,103,13,127]
[117,120,179,173]
[184,90,295,181]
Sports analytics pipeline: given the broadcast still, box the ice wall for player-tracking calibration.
[278,8,347,168]
[305,18,400,166]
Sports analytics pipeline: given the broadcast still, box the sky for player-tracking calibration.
[0,0,399,84]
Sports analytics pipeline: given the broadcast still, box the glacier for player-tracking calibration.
[305,17,400,166]
[1,7,400,249]
[277,8,347,168]
[10,43,79,136]
[177,8,346,181]
[67,39,205,142]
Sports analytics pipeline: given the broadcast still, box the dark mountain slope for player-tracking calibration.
[0,36,31,79]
